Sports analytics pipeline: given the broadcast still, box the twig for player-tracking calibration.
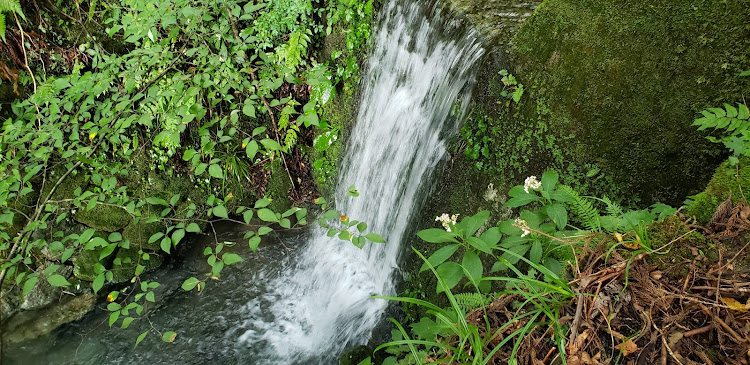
[697,302,745,344]
[684,325,712,338]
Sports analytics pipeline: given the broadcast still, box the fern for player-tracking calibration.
[0,0,25,42]
[559,185,601,231]
[453,293,491,312]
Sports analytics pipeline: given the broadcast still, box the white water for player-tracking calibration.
[237,0,484,363]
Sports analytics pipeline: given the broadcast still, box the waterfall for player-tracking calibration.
[237,0,484,362]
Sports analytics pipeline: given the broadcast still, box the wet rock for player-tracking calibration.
[74,205,132,232]
[339,345,373,365]
[2,290,96,344]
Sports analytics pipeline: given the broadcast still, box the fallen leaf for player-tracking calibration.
[720,297,749,312]
[623,240,641,250]
[615,339,638,357]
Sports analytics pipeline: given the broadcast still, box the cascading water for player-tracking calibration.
[237,0,484,362]
[2,0,484,364]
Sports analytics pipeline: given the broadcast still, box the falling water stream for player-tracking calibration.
[3,0,483,363]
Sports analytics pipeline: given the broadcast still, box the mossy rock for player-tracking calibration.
[267,161,293,213]
[110,248,164,284]
[73,245,108,282]
[74,205,132,232]
[686,157,750,224]
[462,0,749,207]
[122,219,165,252]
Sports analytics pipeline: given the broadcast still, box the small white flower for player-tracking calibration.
[515,218,531,237]
[523,176,542,193]
[435,213,459,232]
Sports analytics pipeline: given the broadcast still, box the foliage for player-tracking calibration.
[374,170,675,364]
[0,0,378,347]
[0,0,24,42]
[693,84,750,166]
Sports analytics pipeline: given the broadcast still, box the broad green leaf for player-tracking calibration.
[222,253,244,265]
[541,170,559,191]
[257,208,278,222]
[162,331,177,343]
[417,229,458,244]
[213,205,229,219]
[529,241,543,264]
[462,250,483,283]
[479,227,502,246]
[186,223,201,233]
[435,262,463,293]
[160,237,171,254]
[181,277,201,291]
[255,198,272,208]
[365,233,385,243]
[209,164,223,179]
[248,236,261,251]
[506,194,539,208]
[93,273,105,294]
[172,229,185,245]
[47,274,71,287]
[457,211,489,237]
[546,203,568,230]
[420,244,459,272]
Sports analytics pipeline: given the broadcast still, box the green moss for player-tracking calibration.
[73,246,107,282]
[122,219,164,252]
[686,157,750,223]
[462,0,749,207]
[646,216,713,278]
[267,160,293,213]
[74,205,132,232]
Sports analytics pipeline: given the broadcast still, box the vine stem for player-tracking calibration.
[13,12,37,94]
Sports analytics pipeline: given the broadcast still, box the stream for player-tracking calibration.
[4,0,483,363]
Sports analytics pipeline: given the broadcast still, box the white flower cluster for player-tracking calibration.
[523,176,542,193]
[515,218,531,237]
[435,213,459,232]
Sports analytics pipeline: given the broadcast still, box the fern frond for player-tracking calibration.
[601,196,624,218]
[0,14,5,42]
[559,185,601,231]
[453,293,491,312]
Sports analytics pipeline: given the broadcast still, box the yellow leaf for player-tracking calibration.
[720,297,749,312]
[89,132,96,141]
[614,232,623,242]
[242,142,248,149]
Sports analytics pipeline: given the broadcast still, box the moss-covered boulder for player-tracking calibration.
[2,290,96,344]
[73,245,108,282]
[122,219,165,252]
[686,157,750,223]
[74,205,132,232]
[457,0,749,206]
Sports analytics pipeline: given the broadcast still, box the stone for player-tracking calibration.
[74,204,132,232]
[2,290,96,343]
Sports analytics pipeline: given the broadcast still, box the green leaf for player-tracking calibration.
[186,223,201,233]
[529,241,543,264]
[160,237,171,254]
[47,274,71,287]
[248,236,261,251]
[222,253,244,265]
[257,208,278,222]
[420,244,459,272]
[135,331,148,348]
[146,291,155,302]
[365,233,386,243]
[209,164,224,179]
[458,211,489,237]
[162,331,177,343]
[93,273,105,294]
[479,227,502,246]
[181,277,201,291]
[109,311,120,327]
[172,229,185,245]
[417,229,459,243]
[546,203,568,230]
[246,140,259,159]
[99,243,118,260]
[254,198,272,208]
[213,205,229,219]
[22,276,38,296]
[541,170,559,192]
[462,250,483,283]
[258,226,273,235]
[61,248,75,263]
[260,139,282,151]
[435,262,463,293]
[121,317,135,329]
[506,194,539,208]
[357,222,367,233]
